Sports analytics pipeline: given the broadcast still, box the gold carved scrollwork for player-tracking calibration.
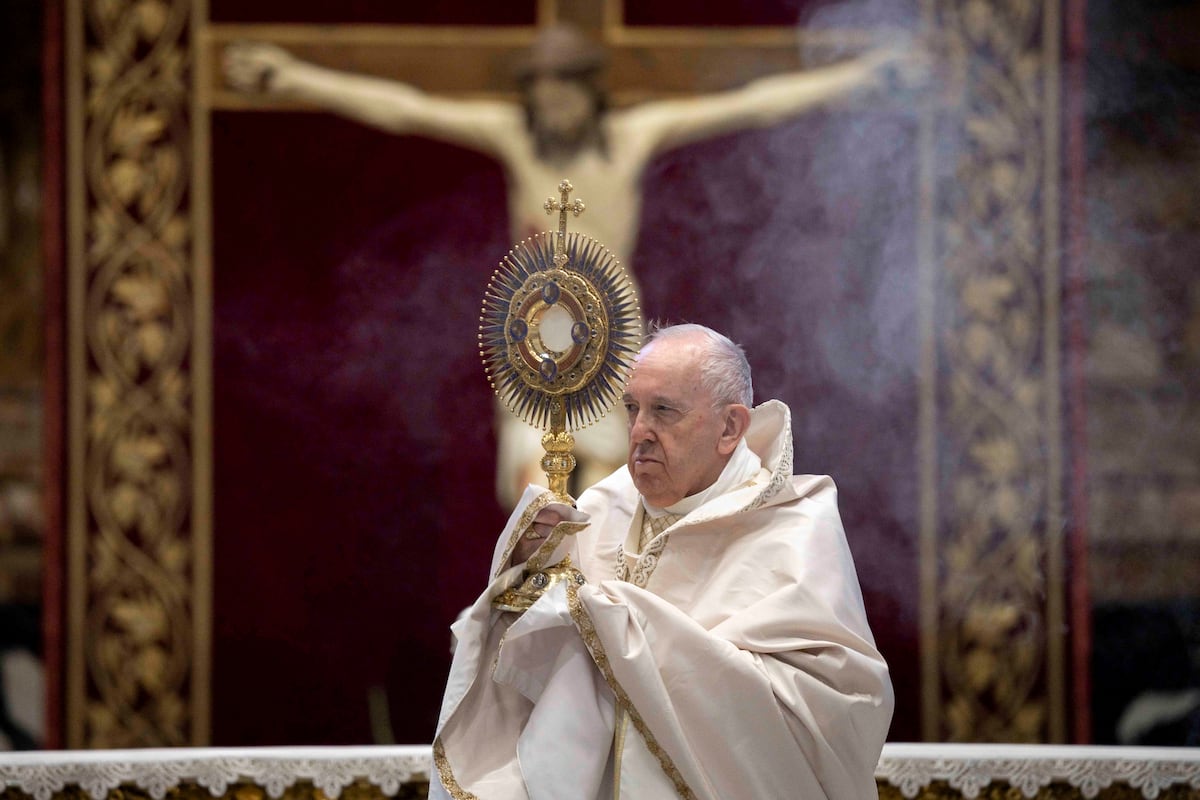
[3,780,1197,800]
[925,0,1063,740]
[68,0,201,746]
[0,782,431,800]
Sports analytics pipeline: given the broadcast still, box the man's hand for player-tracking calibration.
[511,508,563,566]
[223,41,295,94]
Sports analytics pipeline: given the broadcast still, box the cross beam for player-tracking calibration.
[201,0,889,110]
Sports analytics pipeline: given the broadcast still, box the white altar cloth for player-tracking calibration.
[0,746,431,800]
[2,743,1199,800]
[877,743,1200,798]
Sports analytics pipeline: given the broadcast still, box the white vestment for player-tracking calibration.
[431,400,894,799]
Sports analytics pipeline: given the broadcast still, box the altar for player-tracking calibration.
[3,745,1199,800]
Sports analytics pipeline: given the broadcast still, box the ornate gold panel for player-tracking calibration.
[65,0,210,747]
[919,0,1065,741]
[0,783,429,800]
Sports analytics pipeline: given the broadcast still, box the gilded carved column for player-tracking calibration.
[920,0,1066,741]
[64,0,210,747]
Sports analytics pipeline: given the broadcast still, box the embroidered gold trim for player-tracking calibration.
[493,492,566,579]
[615,505,669,587]
[490,626,509,676]
[566,582,698,800]
[628,536,667,588]
[525,519,589,573]
[614,543,630,582]
[740,433,792,512]
[614,506,642,581]
[432,737,481,800]
[612,708,628,800]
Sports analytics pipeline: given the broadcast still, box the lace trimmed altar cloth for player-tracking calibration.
[2,744,1199,800]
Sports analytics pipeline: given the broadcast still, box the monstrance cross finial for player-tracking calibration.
[544,179,585,267]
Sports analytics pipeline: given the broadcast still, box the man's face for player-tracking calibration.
[529,71,596,146]
[623,338,733,507]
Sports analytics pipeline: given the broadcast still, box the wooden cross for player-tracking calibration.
[202,0,887,110]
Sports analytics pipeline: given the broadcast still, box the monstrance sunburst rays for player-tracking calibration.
[480,232,640,429]
[478,179,642,497]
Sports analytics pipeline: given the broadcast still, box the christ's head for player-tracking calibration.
[516,24,609,161]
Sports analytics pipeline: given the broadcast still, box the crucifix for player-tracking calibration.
[210,0,906,507]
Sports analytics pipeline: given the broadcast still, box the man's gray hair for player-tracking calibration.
[645,323,753,407]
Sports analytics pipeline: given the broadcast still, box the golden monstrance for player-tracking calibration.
[479,179,642,502]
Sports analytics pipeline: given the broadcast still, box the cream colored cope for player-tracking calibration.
[430,399,894,799]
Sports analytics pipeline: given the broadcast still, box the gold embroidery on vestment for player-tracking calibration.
[525,520,589,573]
[566,581,698,800]
[493,492,563,579]
[432,737,482,800]
[612,708,629,799]
[740,435,792,512]
[616,509,676,587]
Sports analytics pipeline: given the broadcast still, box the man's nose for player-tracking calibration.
[629,411,655,443]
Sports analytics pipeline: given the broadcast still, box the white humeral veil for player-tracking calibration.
[431,400,894,800]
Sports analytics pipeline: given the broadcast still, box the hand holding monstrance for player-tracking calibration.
[479,180,642,610]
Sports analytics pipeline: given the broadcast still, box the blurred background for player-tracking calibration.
[0,0,1196,749]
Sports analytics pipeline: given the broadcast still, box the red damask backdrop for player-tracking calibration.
[210,0,921,745]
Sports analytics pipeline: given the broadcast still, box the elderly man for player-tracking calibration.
[431,324,893,799]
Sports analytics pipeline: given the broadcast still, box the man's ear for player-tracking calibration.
[717,404,752,456]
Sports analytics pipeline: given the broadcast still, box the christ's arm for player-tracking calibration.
[613,46,905,165]
[223,42,526,161]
